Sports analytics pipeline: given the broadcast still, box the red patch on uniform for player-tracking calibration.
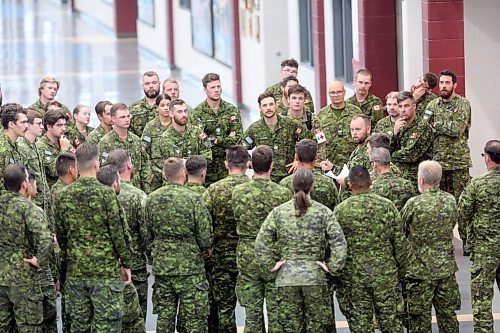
[229,115,237,121]
[74,138,80,146]
[372,104,382,111]
[66,112,72,119]
[69,148,76,154]
[198,132,207,140]
[410,133,417,139]
[295,128,302,135]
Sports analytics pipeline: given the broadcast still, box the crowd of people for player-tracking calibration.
[0,59,498,333]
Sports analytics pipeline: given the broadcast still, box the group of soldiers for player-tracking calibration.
[0,59,498,333]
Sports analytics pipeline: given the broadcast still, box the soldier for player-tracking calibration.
[129,71,161,136]
[317,81,362,172]
[275,76,299,115]
[370,147,416,211]
[264,58,315,112]
[411,72,438,117]
[256,168,347,332]
[334,166,406,332]
[346,68,384,124]
[86,100,113,145]
[51,152,78,204]
[280,139,339,211]
[0,164,52,333]
[36,109,74,187]
[54,144,132,333]
[374,91,400,138]
[185,155,208,195]
[146,157,213,332]
[162,77,180,100]
[29,76,71,117]
[97,164,146,333]
[0,103,29,193]
[232,145,292,332]
[390,91,434,185]
[202,145,250,332]
[190,73,243,185]
[65,104,94,147]
[106,149,149,321]
[401,160,460,332]
[241,92,297,182]
[98,102,152,193]
[366,133,402,178]
[282,84,321,141]
[17,109,51,212]
[458,140,500,332]
[142,94,171,191]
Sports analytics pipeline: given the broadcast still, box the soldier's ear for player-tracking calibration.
[224,160,229,170]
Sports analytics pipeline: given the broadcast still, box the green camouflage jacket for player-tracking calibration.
[373,115,396,139]
[129,97,157,137]
[346,93,384,124]
[0,132,26,193]
[141,116,170,190]
[36,134,75,187]
[85,125,109,145]
[265,82,315,112]
[370,172,416,211]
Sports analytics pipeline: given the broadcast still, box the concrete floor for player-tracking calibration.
[1,0,498,331]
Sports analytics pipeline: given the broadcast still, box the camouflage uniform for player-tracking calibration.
[141,116,170,191]
[85,125,109,146]
[370,172,416,211]
[29,99,71,118]
[458,166,500,332]
[240,115,298,182]
[190,100,243,185]
[373,115,396,139]
[415,91,437,117]
[185,182,207,196]
[0,190,53,333]
[401,189,460,332]
[158,125,212,163]
[340,142,370,201]
[129,98,157,137]
[390,116,434,185]
[282,109,321,142]
[317,102,361,170]
[53,177,132,333]
[202,174,250,333]
[232,178,292,332]
[146,183,213,333]
[0,133,26,193]
[346,93,384,124]
[265,82,315,112]
[334,192,406,332]
[117,180,148,329]
[65,124,94,148]
[255,197,347,332]
[98,130,152,193]
[36,135,75,187]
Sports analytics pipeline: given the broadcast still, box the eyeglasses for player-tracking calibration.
[329,90,345,96]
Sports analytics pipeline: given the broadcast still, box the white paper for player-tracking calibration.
[324,164,349,180]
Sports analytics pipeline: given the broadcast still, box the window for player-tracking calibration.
[333,0,353,82]
[299,0,314,66]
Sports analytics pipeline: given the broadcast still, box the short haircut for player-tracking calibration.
[97,164,119,187]
[385,91,399,101]
[280,59,299,69]
[1,103,26,129]
[163,77,178,85]
[352,114,371,128]
[73,104,88,116]
[370,147,391,166]
[155,94,172,106]
[163,157,185,181]
[484,140,500,164]
[287,84,307,97]
[143,70,159,80]
[26,109,43,124]
[366,133,391,150]
[202,73,220,88]
[348,165,371,190]
[169,99,186,112]
[226,145,249,169]
[56,153,77,177]
[3,164,27,192]
[95,101,113,116]
[280,76,299,88]
[185,155,207,177]
[440,69,457,84]
[38,76,60,96]
[45,100,63,112]
[423,72,438,89]
[354,68,373,81]
[110,103,128,117]
[251,145,273,174]
[418,160,442,186]
[75,144,99,171]
[43,109,68,130]
[397,91,416,105]
[106,149,131,174]
[257,92,275,105]
[295,139,317,163]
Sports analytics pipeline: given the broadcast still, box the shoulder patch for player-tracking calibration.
[44,150,52,156]
[244,136,253,145]
[101,151,109,158]
[229,115,238,121]
[74,138,80,146]
[295,127,302,135]
[409,133,417,139]
[314,128,327,144]
[198,132,208,140]
[372,104,382,111]
[69,148,77,154]
[142,136,152,143]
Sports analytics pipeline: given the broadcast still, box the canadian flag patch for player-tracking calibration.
[69,148,76,154]
[372,104,382,111]
[315,129,327,144]
[74,138,80,146]
[198,132,208,140]
[410,133,417,139]
[295,127,302,135]
[229,115,237,121]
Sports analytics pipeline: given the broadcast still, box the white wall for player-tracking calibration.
[136,0,168,60]
[74,0,114,31]
[464,0,500,176]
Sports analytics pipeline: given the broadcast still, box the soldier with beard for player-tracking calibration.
[129,71,161,137]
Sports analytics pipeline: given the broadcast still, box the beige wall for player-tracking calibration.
[74,0,114,31]
[136,0,168,61]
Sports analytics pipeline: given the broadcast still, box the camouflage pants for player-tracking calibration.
[153,274,209,333]
[278,285,334,332]
[441,169,470,246]
[65,279,124,333]
[122,283,145,333]
[406,274,460,333]
[470,251,500,333]
[337,278,404,333]
[203,253,218,333]
[0,284,44,333]
[40,285,57,333]
[132,267,149,319]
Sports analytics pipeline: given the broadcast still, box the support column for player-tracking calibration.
[422,0,465,95]
[166,0,175,68]
[115,0,137,38]
[229,0,243,105]
[357,0,398,97]
[312,0,327,108]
